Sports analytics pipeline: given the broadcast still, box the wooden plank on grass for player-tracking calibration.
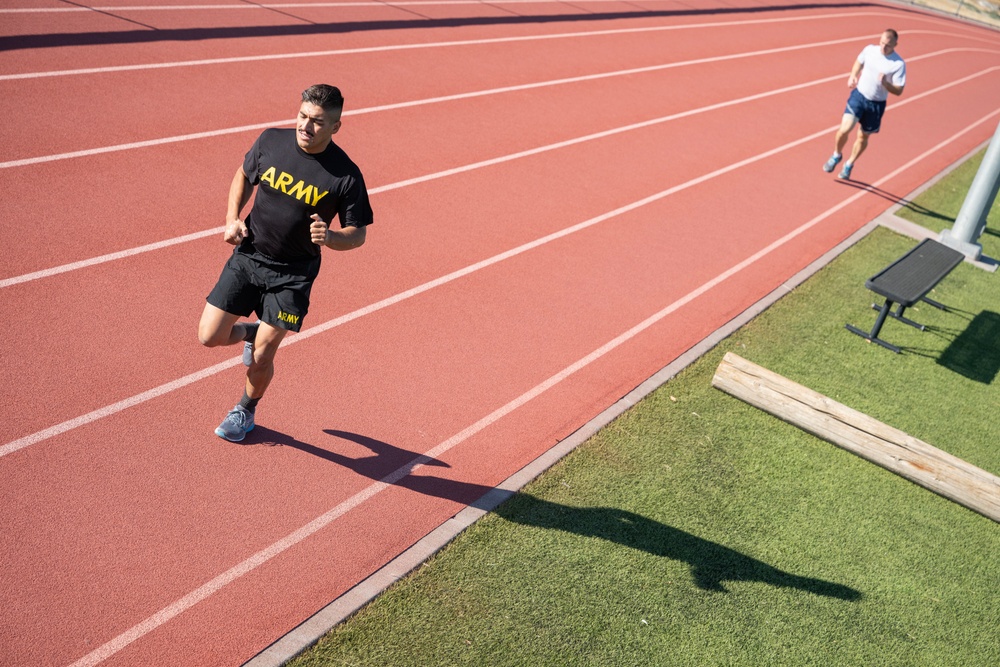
[712,352,1000,523]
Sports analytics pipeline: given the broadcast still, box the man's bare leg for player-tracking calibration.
[834,114,858,155]
[198,302,251,347]
[824,114,858,172]
[244,321,287,400]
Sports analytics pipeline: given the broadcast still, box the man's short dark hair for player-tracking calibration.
[885,28,898,41]
[302,84,344,119]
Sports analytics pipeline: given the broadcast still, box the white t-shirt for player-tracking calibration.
[856,44,906,102]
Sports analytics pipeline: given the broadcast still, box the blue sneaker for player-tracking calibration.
[838,162,853,180]
[242,321,260,367]
[822,154,842,173]
[214,406,255,442]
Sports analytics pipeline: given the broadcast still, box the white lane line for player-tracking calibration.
[0,72,840,289]
[64,104,1000,667]
[0,228,225,288]
[4,32,869,170]
[0,126,834,461]
[0,121,284,169]
[5,46,996,290]
[0,12,899,81]
[3,39,991,167]
[4,63,997,457]
[6,34,990,169]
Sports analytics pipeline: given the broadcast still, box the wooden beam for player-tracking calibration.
[712,352,1000,523]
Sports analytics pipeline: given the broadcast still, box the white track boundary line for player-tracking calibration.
[3,64,996,459]
[64,105,1000,667]
[5,0,991,11]
[0,12,939,82]
[4,47,996,290]
[0,0,840,12]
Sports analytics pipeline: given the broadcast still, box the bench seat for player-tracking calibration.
[846,238,964,353]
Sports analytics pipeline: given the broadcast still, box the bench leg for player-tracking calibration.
[871,303,925,331]
[847,299,901,353]
[921,296,949,311]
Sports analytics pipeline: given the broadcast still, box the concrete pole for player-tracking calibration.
[940,119,1000,261]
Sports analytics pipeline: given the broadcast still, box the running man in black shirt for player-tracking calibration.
[198,84,373,441]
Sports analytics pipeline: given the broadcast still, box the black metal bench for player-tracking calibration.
[846,238,965,353]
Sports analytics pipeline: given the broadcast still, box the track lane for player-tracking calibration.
[3,19,996,448]
[4,9,975,156]
[1,21,994,281]
[3,24,996,464]
[1,41,997,439]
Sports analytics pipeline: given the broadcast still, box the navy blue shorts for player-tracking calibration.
[844,88,886,134]
[206,247,321,332]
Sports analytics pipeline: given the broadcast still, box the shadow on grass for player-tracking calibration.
[867,309,1000,381]
[281,429,863,601]
[937,310,1000,384]
[845,292,981,357]
[493,497,862,600]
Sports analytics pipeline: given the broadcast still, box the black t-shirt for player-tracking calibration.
[241,128,373,262]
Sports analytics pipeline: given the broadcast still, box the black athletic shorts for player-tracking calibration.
[206,247,321,332]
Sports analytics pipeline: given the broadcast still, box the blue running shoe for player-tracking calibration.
[822,154,842,173]
[215,406,255,442]
[242,321,260,367]
[838,163,853,180]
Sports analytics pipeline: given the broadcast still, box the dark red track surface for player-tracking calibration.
[1,1,998,664]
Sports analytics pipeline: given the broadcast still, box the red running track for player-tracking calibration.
[1,1,998,664]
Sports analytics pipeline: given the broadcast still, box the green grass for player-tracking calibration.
[897,148,1000,240]
[289,152,1000,666]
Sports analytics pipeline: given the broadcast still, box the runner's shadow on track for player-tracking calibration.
[311,429,861,600]
[4,3,895,52]
[835,179,953,222]
[238,427,454,475]
[238,426,319,448]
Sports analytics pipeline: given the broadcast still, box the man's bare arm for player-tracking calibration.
[309,214,367,250]
[224,167,254,245]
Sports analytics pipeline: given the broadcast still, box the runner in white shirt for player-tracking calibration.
[822,30,906,180]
